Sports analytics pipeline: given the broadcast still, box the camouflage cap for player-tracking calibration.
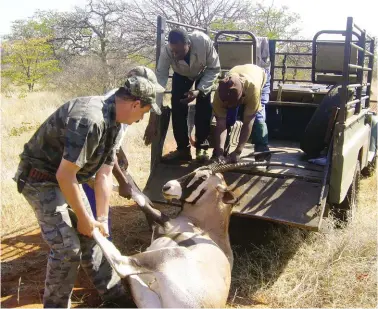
[127,66,163,90]
[124,76,162,115]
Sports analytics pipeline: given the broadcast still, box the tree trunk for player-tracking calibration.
[100,39,112,94]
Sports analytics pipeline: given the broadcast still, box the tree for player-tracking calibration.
[44,0,140,90]
[244,3,300,39]
[124,0,301,61]
[127,0,252,29]
[42,0,301,80]
[2,0,302,93]
[2,18,61,92]
[125,0,253,59]
[209,3,300,39]
[2,37,61,91]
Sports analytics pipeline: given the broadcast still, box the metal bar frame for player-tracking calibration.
[346,95,370,108]
[346,83,371,88]
[310,19,375,120]
[339,17,354,122]
[152,15,376,163]
[349,64,372,71]
[269,39,313,85]
[275,65,312,69]
[311,29,362,84]
[275,52,312,56]
[150,15,167,170]
[365,37,375,108]
[166,19,238,39]
[214,30,257,65]
[272,78,312,83]
[354,28,365,114]
[274,39,313,43]
[269,40,276,93]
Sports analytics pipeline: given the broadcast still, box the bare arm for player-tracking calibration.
[56,159,105,237]
[235,115,255,154]
[144,112,158,146]
[112,149,132,199]
[112,158,127,184]
[214,117,227,157]
[95,163,114,219]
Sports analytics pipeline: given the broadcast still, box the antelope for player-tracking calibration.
[94,155,302,307]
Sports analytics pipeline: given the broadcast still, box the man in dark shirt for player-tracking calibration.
[14,70,162,308]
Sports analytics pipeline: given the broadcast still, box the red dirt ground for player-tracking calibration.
[1,202,154,308]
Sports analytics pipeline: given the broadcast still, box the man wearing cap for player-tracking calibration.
[212,63,267,163]
[82,66,164,239]
[144,28,220,162]
[13,67,162,308]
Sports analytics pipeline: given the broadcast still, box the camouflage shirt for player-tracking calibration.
[20,95,122,183]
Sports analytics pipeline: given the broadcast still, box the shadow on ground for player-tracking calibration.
[1,203,307,308]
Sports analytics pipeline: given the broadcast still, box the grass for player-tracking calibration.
[229,173,377,307]
[1,90,377,308]
[1,91,67,235]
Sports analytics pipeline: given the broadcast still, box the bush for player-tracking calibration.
[50,56,140,97]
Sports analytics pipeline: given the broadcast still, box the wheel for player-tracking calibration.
[331,161,361,226]
[361,155,376,177]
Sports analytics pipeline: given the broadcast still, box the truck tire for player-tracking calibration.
[361,114,377,177]
[361,156,376,177]
[300,85,341,158]
[331,161,361,226]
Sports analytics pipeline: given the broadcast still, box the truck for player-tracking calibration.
[143,16,376,231]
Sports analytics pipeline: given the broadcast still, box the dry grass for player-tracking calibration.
[1,92,67,235]
[1,91,377,308]
[0,91,172,236]
[229,173,377,308]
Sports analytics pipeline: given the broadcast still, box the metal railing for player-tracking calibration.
[155,16,259,91]
[268,39,314,91]
[156,15,376,124]
[339,17,375,122]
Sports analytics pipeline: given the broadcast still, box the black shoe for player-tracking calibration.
[196,149,210,162]
[161,149,192,164]
[254,145,271,162]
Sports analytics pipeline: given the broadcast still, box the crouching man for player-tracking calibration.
[14,69,162,308]
[212,64,267,163]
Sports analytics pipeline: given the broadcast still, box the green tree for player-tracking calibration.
[245,3,300,39]
[210,3,300,40]
[2,37,60,91]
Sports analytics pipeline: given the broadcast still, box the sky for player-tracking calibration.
[0,0,377,39]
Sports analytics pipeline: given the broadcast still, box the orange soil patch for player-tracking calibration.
[0,202,152,308]
[1,228,105,308]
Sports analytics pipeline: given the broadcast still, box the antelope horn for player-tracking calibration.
[206,150,287,173]
[240,150,287,159]
[211,160,323,173]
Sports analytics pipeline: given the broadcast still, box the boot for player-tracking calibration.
[161,149,192,164]
[254,144,271,162]
[195,149,209,162]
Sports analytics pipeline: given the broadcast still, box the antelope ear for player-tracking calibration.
[222,190,238,205]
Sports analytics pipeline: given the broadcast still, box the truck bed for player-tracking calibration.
[144,140,328,231]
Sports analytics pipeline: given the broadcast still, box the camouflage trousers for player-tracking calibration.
[20,180,126,308]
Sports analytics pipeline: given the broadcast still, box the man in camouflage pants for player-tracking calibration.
[14,68,163,308]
